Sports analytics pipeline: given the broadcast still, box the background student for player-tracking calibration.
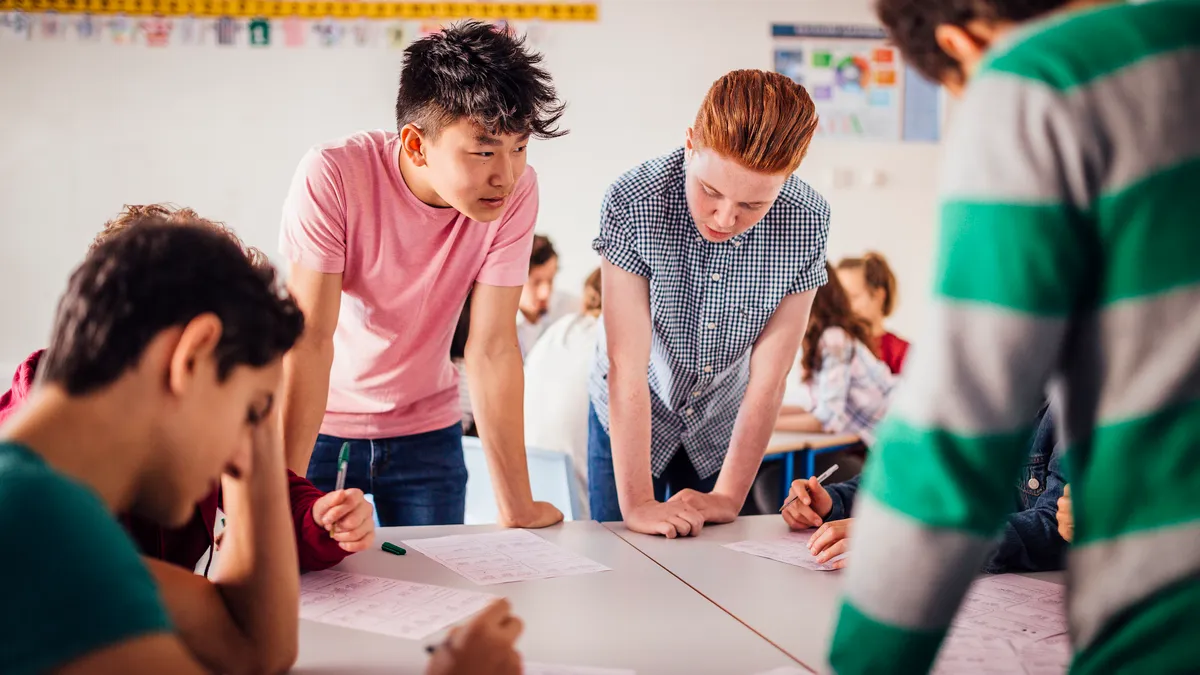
[590,69,827,535]
[835,252,908,374]
[278,21,566,529]
[517,234,575,358]
[775,262,896,445]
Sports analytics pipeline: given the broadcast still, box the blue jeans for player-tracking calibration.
[308,424,467,527]
[587,404,719,522]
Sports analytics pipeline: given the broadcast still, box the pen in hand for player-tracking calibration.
[779,463,840,513]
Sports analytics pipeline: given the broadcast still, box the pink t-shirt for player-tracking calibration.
[280,130,539,439]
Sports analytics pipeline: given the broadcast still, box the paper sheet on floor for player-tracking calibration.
[403,529,612,585]
[932,574,1072,675]
[299,570,497,640]
[723,529,844,571]
[525,663,636,675]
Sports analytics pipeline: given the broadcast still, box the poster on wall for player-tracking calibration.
[772,23,942,143]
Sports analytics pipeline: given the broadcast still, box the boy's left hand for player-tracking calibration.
[668,489,740,524]
[312,489,376,552]
[808,518,853,568]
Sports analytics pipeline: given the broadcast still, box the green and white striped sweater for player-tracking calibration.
[829,1,1200,672]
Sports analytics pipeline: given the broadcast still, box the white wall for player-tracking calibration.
[0,0,942,375]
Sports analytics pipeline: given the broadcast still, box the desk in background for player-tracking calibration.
[764,432,861,507]
[294,520,806,674]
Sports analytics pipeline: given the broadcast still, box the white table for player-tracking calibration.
[606,516,1064,674]
[294,520,805,674]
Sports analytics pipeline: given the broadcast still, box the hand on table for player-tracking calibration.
[1057,484,1074,543]
[808,518,852,569]
[499,501,564,529]
[781,476,833,530]
[426,599,523,675]
[625,499,705,539]
[668,489,740,524]
[313,488,376,552]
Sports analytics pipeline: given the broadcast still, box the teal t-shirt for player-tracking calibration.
[0,442,173,674]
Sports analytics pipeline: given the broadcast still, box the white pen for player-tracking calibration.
[779,463,840,513]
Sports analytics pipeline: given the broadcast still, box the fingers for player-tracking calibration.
[808,521,849,555]
[656,521,679,539]
[784,499,823,529]
[678,505,705,536]
[667,515,693,537]
[815,538,848,564]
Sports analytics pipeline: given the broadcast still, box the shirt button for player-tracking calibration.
[692,390,701,398]
[706,322,717,329]
[685,407,695,416]
[1027,478,1040,490]
[732,241,742,248]
[703,365,713,373]
[711,273,722,281]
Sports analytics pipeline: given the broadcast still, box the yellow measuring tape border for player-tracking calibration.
[0,0,599,20]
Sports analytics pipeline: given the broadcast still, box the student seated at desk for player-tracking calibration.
[783,404,1069,573]
[0,214,512,675]
[775,263,896,445]
[0,205,375,578]
[835,252,909,374]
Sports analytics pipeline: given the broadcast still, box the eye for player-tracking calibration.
[473,152,495,158]
[514,145,527,153]
[246,408,262,425]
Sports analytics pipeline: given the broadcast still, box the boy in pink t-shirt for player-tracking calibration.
[278,21,566,530]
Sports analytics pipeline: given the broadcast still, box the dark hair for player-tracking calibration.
[837,251,899,316]
[873,0,1071,83]
[396,20,566,140]
[802,263,879,382]
[529,234,557,270]
[450,290,472,360]
[41,219,304,395]
[93,203,270,271]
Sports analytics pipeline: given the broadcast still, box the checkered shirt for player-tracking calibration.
[589,148,830,479]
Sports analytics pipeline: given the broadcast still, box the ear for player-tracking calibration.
[167,314,224,397]
[933,23,993,90]
[399,123,428,168]
[684,127,695,159]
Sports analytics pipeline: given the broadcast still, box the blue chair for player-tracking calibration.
[461,436,584,524]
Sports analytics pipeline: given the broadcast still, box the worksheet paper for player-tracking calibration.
[403,529,612,585]
[299,570,497,640]
[932,575,1072,675]
[723,529,845,571]
[525,664,635,675]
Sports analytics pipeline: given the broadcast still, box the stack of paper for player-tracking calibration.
[723,529,845,571]
[299,570,497,640]
[932,575,1071,675]
[404,529,612,585]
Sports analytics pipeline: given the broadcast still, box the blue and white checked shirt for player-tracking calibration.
[589,148,830,479]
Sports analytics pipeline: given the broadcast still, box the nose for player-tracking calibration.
[712,201,737,231]
[492,153,517,190]
[227,432,253,479]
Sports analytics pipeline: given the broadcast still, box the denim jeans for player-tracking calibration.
[587,404,718,522]
[308,424,467,527]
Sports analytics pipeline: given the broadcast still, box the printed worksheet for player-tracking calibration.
[299,570,497,640]
[932,574,1071,674]
[525,664,636,675]
[403,529,612,585]
[723,529,844,571]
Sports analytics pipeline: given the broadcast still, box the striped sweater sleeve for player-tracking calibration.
[827,68,1092,672]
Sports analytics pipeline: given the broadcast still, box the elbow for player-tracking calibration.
[239,638,299,675]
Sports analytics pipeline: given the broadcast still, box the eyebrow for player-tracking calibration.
[260,393,275,417]
[474,134,504,147]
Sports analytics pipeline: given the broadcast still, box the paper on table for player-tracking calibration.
[403,529,612,585]
[933,574,1071,674]
[750,667,813,675]
[723,529,844,571]
[299,570,497,640]
[524,663,636,675]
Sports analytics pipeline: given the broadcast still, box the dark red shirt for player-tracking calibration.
[0,350,349,572]
[878,332,910,375]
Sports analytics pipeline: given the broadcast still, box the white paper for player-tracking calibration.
[524,664,635,675]
[403,529,612,585]
[932,575,1071,674]
[723,530,844,571]
[751,667,813,675]
[299,570,497,640]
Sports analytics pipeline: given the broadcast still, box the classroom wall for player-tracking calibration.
[0,0,942,376]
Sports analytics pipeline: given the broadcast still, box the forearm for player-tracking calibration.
[212,436,301,674]
[280,339,334,474]
[775,411,827,433]
[608,366,655,513]
[714,378,787,503]
[466,344,536,525]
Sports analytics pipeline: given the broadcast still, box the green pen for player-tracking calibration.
[334,442,350,492]
[382,542,406,556]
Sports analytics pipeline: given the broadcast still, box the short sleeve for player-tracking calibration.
[476,167,540,287]
[279,147,348,274]
[0,470,171,674]
[591,186,650,278]
[786,202,830,294]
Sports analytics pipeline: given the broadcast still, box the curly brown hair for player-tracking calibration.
[93,204,269,270]
[837,251,898,317]
[801,262,880,382]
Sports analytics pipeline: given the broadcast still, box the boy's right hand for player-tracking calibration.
[1057,484,1074,543]
[500,501,564,529]
[625,500,705,538]
[426,599,523,675]
[782,476,833,530]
